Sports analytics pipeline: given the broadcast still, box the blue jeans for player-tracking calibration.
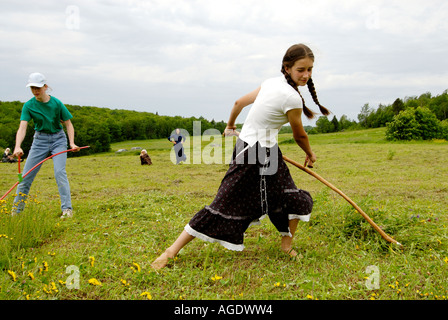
[13,130,72,213]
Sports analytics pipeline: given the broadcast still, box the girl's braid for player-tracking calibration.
[307,78,330,116]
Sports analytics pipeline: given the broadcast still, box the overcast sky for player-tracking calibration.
[1,0,447,127]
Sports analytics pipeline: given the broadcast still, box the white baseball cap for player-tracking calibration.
[26,72,47,87]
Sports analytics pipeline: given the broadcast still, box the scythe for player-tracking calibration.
[1,146,90,201]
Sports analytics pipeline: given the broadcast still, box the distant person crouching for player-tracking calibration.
[140,149,152,165]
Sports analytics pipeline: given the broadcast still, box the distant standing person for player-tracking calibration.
[140,149,153,165]
[168,128,187,164]
[12,72,80,217]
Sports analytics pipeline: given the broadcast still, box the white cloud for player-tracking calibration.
[320,71,448,91]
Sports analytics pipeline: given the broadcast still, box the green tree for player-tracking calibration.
[428,90,448,120]
[372,104,394,127]
[315,116,333,133]
[358,103,373,128]
[338,115,356,131]
[392,98,405,115]
[440,120,448,140]
[413,106,441,140]
[386,107,441,141]
[330,116,339,132]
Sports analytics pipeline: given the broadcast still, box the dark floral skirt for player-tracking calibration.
[186,139,313,251]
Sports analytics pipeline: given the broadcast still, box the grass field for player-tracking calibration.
[1,127,447,301]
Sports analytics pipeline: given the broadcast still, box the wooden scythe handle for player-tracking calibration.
[282,155,401,246]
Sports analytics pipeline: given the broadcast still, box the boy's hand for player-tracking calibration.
[13,147,24,158]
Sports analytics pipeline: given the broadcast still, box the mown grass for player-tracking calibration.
[0,127,447,300]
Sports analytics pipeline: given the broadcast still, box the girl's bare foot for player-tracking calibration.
[151,231,194,270]
[151,251,171,270]
[281,247,303,260]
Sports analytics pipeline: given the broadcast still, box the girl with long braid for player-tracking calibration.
[152,43,329,269]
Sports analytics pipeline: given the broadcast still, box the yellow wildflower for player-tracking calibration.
[43,284,52,294]
[211,274,223,281]
[141,291,152,300]
[28,272,35,280]
[132,262,141,272]
[88,278,102,286]
[89,256,95,267]
[121,279,130,286]
[8,270,17,282]
[51,282,58,292]
[42,261,49,272]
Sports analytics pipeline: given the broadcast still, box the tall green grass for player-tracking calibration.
[0,194,61,269]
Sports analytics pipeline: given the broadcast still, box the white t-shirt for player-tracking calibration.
[239,76,303,147]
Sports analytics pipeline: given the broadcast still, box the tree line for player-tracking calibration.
[0,101,227,156]
[2,89,447,156]
[310,90,448,140]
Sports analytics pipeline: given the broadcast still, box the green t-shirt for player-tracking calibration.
[20,96,73,133]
